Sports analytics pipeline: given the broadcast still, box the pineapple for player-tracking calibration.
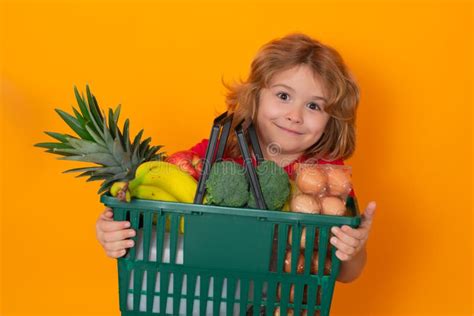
[35,85,166,195]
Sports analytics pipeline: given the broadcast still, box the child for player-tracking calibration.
[96,33,376,283]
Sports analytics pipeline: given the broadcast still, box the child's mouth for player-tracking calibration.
[276,124,303,135]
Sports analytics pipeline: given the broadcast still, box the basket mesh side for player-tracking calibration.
[103,195,361,316]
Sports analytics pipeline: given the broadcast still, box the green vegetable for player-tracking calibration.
[205,161,249,207]
[248,160,290,210]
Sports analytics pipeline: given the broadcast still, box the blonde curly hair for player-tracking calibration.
[223,33,360,161]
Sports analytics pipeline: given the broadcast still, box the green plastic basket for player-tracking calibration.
[100,194,361,316]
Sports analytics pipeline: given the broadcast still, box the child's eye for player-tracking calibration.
[276,92,290,101]
[307,102,321,111]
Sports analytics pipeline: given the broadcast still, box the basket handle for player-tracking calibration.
[247,123,265,164]
[194,111,233,204]
[235,119,267,210]
[194,113,267,210]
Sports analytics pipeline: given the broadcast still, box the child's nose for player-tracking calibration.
[285,108,303,123]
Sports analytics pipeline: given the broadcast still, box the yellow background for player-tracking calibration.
[1,0,472,315]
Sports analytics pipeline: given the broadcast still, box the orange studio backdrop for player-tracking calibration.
[0,0,472,315]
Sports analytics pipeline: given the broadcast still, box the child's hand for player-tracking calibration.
[329,201,376,261]
[95,207,136,258]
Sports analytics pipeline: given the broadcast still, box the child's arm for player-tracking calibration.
[337,245,367,283]
[330,201,376,283]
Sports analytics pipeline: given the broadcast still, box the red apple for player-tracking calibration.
[165,150,203,180]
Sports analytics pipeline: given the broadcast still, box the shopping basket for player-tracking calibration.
[100,112,361,316]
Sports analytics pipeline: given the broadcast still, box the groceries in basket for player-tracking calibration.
[290,163,354,216]
[35,86,353,220]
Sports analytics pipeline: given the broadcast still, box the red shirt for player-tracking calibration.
[188,138,345,179]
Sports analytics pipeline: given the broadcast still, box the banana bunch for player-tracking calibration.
[110,161,200,233]
[110,161,198,202]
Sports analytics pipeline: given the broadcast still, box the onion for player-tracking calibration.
[290,194,321,214]
[296,165,327,195]
[326,167,351,196]
[302,310,321,316]
[277,283,309,304]
[274,307,320,316]
[321,196,346,216]
[284,250,305,274]
[311,252,332,275]
[274,307,294,316]
[288,227,319,250]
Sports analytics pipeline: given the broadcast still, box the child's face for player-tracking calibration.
[256,64,330,157]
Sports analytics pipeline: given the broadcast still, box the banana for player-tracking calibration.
[133,161,164,180]
[131,184,178,202]
[110,181,125,196]
[165,217,185,235]
[129,161,197,203]
[110,181,131,202]
[132,184,184,234]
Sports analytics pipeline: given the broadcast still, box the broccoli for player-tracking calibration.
[205,161,249,207]
[247,160,290,210]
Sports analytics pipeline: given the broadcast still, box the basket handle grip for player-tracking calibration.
[235,119,267,210]
[194,111,234,204]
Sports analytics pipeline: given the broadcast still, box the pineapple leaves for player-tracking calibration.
[145,145,160,161]
[59,152,117,166]
[44,149,76,156]
[64,166,124,175]
[112,137,126,165]
[35,142,71,150]
[43,131,73,143]
[131,129,144,164]
[86,86,104,129]
[67,137,109,154]
[63,166,102,174]
[108,108,116,139]
[113,104,121,123]
[139,137,152,158]
[85,124,106,147]
[55,109,93,141]
[35,85,165,195]
[72,107,87,126]
[74,86,94,129]
[122,119,131,153]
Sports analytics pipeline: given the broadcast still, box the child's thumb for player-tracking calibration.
[366,201,376,215]
[361,201,376,228]
[102,207,114,219]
